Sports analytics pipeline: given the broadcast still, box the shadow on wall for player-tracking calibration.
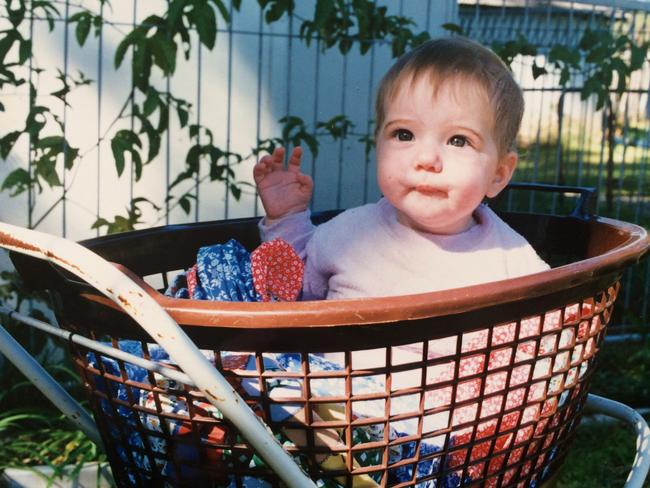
[0,0,456,240]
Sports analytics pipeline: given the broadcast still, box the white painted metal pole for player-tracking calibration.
[0,222,316,488]
[585,394,650,488]
[0,321,103,447]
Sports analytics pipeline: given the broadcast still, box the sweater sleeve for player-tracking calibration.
[258,211,329,300]
[258,210,315,260]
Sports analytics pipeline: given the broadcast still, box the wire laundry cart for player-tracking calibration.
[0,184,649,488]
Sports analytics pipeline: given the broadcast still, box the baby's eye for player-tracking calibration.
[392,129,414,141]
[448,135,469,147]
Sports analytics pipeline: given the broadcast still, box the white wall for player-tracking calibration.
[0,0,457,240]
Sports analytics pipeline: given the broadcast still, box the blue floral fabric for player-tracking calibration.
[165,239,260,301]
[87,345,488,487]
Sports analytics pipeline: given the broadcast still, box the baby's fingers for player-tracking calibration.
[253,158,272,182]
[287,146,303,173]
[270,146,285,170]
[297,172,313,191]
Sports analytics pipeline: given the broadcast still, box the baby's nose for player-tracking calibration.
[415,151,442,173]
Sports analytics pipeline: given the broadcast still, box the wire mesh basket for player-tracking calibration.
[5,185,649,487]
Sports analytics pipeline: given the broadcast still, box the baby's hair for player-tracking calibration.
[375,37,524,156]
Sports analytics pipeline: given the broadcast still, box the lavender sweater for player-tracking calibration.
[259,198,549,300]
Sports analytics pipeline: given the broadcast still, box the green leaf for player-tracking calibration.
[579,28,598,51]
[264,0,294,23]
[132,43,153,91]
[111,130,142,177]
[0,31,19,66]
[149,35,177,75]
[35,158,62,188]
[158,103,169,131]
[549,45,580,66]
[192,2,217,50]
[177,106,189,128]
[7,2,26,27]
[339,38,352,54]
[209,145,224,164]
[143,88,159,117]
[630,43,647,71]
[114,29,142,69]
[0,131,21,158]
[314,0,335,28]
[532,63,547,80]
[585,45,609,64]
[179,195,191,214]
[91,217,109,230]
[64,145,78,170]
[209,0,230,22]
[185,144,202,172]
[132,151,143,181]
[280,115,305,141]
[25,106,48,137]
[168,0,189,27]
[139,116,161,163]
[1,168,30,196]
[18,39,31,64]
[36,135,64,149]
[169,169,194,188]
[441,22,463,35]
[229,183,241,201]
[559,67,570,87]
[72,12,91,46]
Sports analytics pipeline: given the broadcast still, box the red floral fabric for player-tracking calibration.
[251,238,304,302]
[186,264,199,298]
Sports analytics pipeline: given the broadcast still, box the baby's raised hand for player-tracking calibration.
[253,146,313,220]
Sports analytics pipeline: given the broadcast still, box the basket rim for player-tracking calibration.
[88,214,649,329]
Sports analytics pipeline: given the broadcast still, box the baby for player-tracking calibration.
[254,37,549,300]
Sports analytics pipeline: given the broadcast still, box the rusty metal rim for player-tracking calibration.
[96,215,648,329]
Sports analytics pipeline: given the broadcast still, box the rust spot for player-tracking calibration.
[44,250,83,273]
[205,390,225,402]
[156,333,163,338]
[106,287,113,295]
[0,231,42,253]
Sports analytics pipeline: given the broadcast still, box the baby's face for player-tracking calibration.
[376,75,515,235]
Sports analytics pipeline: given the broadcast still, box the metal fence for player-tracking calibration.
[0,0,649,329]
[461,0,650,328]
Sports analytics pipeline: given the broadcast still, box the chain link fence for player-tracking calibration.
[1,0,648,329]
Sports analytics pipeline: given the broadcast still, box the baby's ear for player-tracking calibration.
[486,152,517,198]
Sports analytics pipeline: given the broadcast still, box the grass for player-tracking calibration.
[554,418,643,488]
[0,340,647,487]
[0,324,106,486]
[494,137,650,329]
[513,139,650,229]
[554,339,650,487]
[0,410,106,483]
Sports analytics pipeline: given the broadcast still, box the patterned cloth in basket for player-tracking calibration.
[86,308,589,487]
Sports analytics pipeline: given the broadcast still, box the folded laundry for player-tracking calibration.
[165,238,303,302]
[85,310,582,486]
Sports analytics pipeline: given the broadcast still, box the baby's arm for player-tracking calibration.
[253,146,313,220]
[258,210,328,301]
[255,147,332,299]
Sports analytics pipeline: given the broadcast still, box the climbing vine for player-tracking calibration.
[0,0,431,234]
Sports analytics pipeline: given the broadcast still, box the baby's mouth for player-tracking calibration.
[414,185,446,197]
